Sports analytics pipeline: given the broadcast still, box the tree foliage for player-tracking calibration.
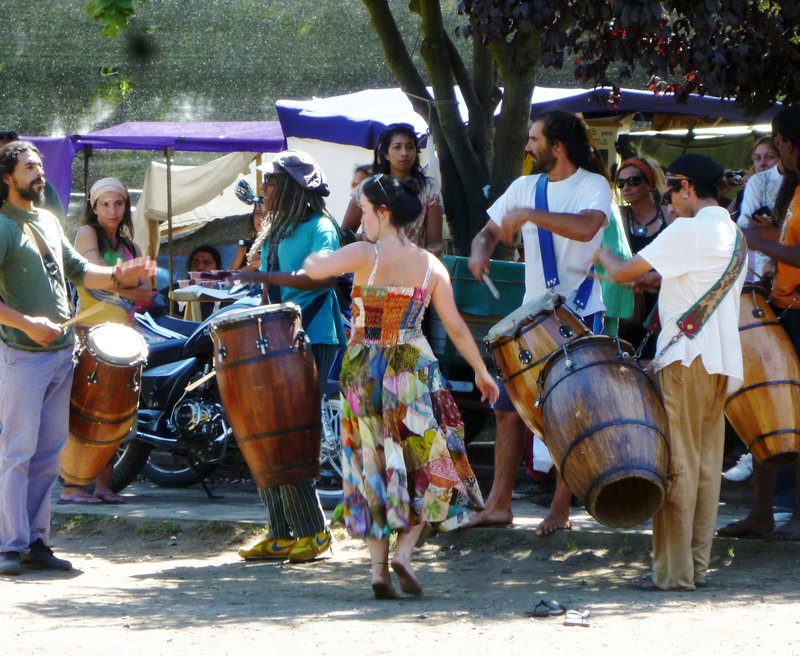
[85,0,800,253]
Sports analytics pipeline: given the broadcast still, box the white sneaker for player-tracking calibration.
[722,452,753,482]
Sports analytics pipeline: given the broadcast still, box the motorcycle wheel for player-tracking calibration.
[142,447,218,488]
[318,397,344,510]
[109,441,154,493]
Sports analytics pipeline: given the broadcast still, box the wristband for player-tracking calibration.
[110,265,121,288]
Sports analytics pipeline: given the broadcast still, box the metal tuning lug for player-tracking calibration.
[518,348,533,365]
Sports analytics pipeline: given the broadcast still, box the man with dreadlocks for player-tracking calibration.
[235,150,347,562]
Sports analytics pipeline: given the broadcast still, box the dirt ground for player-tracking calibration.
[2,511,800,655]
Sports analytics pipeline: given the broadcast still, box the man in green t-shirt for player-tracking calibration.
[0,141,155,576]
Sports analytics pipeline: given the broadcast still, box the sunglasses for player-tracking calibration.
[367,173,389,203]
[662,176,689,204]
[261,174,279,188]
[616,175,645,189]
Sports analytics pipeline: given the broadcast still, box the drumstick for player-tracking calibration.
[185,369,216,392]
[483,274,501,300]
[60,303,104,329]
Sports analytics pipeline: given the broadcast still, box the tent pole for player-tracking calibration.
[165,146,176,316]
[82,145,93,199]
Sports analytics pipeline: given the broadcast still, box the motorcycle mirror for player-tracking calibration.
[235,179,261,206]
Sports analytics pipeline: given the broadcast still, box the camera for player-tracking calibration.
[725,169,746,185]
[753,205,778,226]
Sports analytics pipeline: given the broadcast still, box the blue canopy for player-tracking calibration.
[276,86,779,149]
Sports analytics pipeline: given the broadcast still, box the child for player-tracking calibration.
[304,174,498,599]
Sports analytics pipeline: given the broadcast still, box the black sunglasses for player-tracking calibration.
[616,175,645,189]
[662,177,689,205]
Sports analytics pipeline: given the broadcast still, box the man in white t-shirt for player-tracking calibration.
[738,163,783,284]
[599,154,746,591]
[468,110,611,534]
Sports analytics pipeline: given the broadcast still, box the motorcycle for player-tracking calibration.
[109,298,345,509]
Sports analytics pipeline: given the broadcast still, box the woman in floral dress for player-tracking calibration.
[304,174,498,599]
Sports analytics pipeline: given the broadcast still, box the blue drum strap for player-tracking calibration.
[534,174,594,307]
[535,175,559,289]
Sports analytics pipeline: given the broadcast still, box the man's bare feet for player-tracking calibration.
[771,517,800,541]
[536,510,572,536]
[468,508,514,528]
[717,516,775,538]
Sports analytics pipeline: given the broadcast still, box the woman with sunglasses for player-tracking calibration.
[304,174,498,599]
[342,123,443,255]
[616,156,669,358]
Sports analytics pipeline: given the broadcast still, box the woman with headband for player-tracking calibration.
[615,156,670,359]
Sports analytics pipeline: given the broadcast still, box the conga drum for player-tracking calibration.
[60,323,148,486]
[725,285,800,466]
[484,293,589,434]
[209,303,321,488]
[538,335,669,528]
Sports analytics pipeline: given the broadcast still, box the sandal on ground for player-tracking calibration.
[94,491,126,504]
[630,575,663,591]
[58,492,103,505]
[528,599,566,617]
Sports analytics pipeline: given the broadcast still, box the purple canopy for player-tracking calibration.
[71,121,285,153]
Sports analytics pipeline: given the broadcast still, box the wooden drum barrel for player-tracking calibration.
[61,323,148,486]
[209,303,321,488]
[725,285,800,466]
[484,293,589,435]
[538,335,669,528]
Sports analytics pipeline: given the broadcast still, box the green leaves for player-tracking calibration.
[84,0,147,38]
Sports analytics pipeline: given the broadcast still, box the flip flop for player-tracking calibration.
[528,599,566,617]
[564,609,591,627]
[58,492,103,505]
[94,491,126,504]
[371,581,399,600]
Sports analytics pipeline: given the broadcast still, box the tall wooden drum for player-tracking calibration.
[61,323,148,486]
[725,285,800,466]
[484,293,589,435]
[209,303,321,488]
[538,335,669,528]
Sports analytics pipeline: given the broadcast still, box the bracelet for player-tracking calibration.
[110,265,121,288]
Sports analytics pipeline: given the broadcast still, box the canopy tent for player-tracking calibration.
[276,85,780,217]
[67,121,285,256]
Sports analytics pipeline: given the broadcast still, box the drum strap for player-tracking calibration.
[648,225,747,367]
[7,212,65,288]
[534,175,594,309]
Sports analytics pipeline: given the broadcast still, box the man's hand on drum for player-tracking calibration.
[115,257,157,288]
[475,369,500,405]
[23,315,62,347]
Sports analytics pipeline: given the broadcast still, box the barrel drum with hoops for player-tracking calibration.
[484,293,589,435]
[725,285,800,466]
[60,323,148,486]
[209,302,321,488]
[538,335,669,528]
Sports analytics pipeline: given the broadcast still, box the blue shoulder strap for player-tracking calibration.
[534,174,594,308]
[535,175,559,288]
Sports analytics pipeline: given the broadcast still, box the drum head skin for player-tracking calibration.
[86,323,148,366]
[485,293,562,343]
[208,302,301,330]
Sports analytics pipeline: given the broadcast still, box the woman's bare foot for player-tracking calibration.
[467,508,514,528]
[391,559,422,596]
[536,510,572,536]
